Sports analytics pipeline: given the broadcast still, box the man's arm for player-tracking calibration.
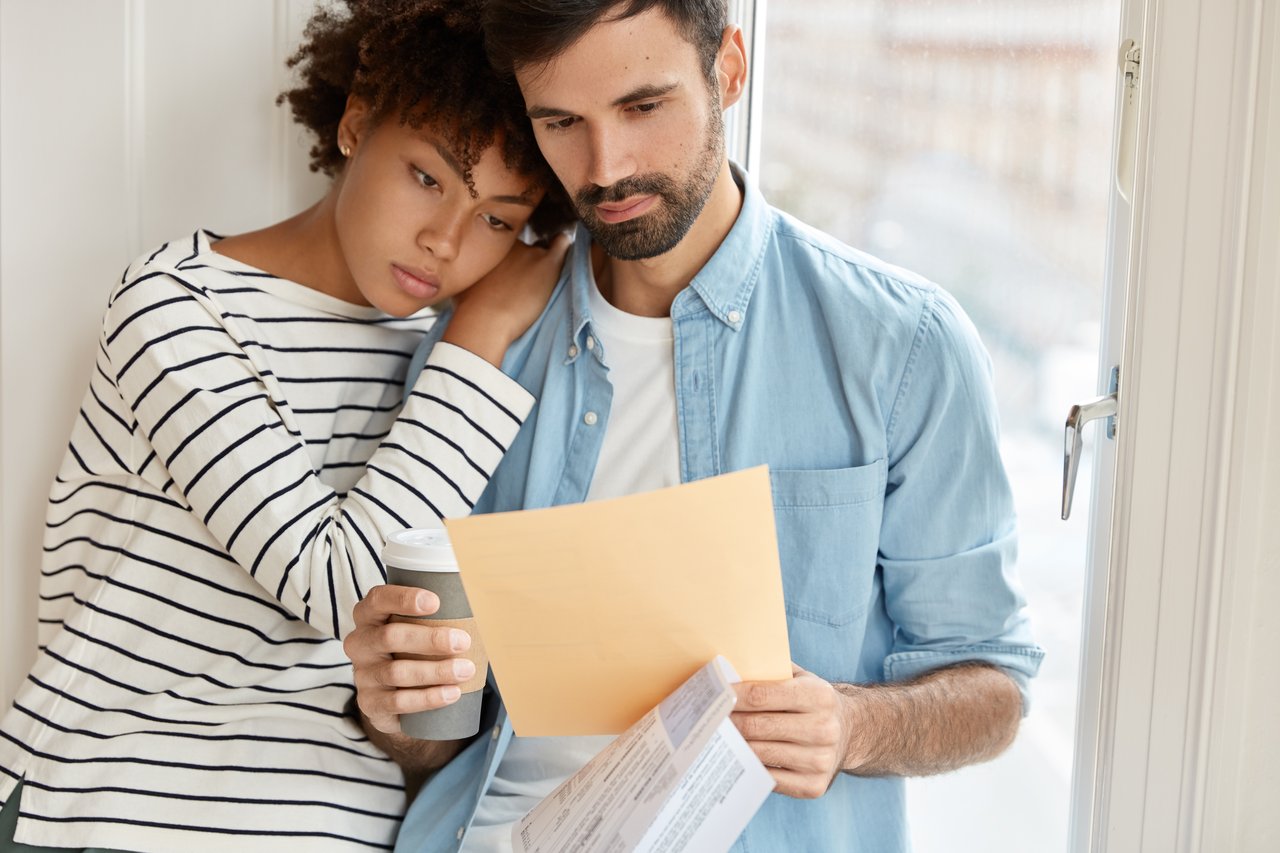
[343,585,477,793]
[731,662,1022,799]
[357,711,466,799]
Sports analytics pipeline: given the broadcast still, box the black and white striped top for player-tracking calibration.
[0,231,533,852]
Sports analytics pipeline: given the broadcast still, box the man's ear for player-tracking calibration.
[715,26,748,109]
[336,95,372,156]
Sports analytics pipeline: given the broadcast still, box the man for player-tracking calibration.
[344,1,1044,850]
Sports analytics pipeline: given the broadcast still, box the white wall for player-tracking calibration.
[0,0,325,706]
[1,1,1277,848]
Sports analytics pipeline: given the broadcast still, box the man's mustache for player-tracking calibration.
[576,174,677,208]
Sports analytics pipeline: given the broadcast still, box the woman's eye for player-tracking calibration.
[412,166,439,189]
[483,214,512,231]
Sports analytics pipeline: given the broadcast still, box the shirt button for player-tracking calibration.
[583,411,598,426]
[568,344,579,358]
[728,310,742,324]
[456,826,465,840]
[491,725,500,740]
[585,335,596,351]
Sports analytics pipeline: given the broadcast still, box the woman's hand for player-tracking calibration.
[442,232,571,366]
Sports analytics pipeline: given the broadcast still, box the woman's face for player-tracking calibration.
[333,105,545,317]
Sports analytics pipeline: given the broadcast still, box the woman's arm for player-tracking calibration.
[102,238,566,640]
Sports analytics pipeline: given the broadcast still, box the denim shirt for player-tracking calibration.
[395,167,1044,853]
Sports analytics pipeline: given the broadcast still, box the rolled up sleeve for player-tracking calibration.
[879,288,1044,710]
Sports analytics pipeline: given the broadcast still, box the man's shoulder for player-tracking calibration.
[759,206,952,346]
[766,206,938,301]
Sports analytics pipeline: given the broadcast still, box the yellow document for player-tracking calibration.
[442,466,791,736]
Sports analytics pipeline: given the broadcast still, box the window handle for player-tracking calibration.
[1062,366,1120,520]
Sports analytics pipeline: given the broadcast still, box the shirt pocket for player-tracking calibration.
[770,461,887,678]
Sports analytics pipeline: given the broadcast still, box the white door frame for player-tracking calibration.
[1075,0,1279,849]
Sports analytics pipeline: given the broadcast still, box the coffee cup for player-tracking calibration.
[381,527,486,740]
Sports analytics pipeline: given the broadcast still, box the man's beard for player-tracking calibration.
[573,108,724,261]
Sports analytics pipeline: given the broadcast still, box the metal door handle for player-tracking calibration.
[1062,367,1120,520]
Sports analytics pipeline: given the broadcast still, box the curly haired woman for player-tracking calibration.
[0,2,572,850]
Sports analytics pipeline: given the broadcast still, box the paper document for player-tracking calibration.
[513,657,775,853]
[443,466,791,736]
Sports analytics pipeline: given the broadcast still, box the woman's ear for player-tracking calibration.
[336,95,372,158]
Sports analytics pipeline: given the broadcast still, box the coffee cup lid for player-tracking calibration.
[382,527,459,572]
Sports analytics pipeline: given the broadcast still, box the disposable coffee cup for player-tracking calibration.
[382,528,486,740]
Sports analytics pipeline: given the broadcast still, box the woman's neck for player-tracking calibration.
[211,188,362,304]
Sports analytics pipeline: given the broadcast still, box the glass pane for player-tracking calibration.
[757,2,1121,850]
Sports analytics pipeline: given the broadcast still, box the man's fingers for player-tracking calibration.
[372,656,476,690]
[353,584,439,624]
[378,621,471,657]
[381,684,462,716]
[764,768,832,801]
[359,684,463,731]
[733,675,827,712]
[730,710,840,746]
[345,619,470,667]
[742,739,832,775]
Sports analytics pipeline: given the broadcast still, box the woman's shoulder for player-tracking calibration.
[110,229,312,320]
[120,230,260,288]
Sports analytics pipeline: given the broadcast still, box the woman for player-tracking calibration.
[0,1,572,850]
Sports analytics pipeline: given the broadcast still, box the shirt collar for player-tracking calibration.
[685,162,773,329]
[564,162,773,364]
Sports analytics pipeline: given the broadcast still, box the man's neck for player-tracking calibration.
[593,159,742,318]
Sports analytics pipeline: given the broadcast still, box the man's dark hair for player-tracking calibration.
[279,0,573,237]
[483,0,728,86]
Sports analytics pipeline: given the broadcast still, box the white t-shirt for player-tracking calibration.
[463,277,681,851]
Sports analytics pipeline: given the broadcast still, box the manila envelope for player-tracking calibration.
[443,466,791,736]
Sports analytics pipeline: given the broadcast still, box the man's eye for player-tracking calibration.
[630,101,662,115]
[544,117,577,132]
[412,166,439,188]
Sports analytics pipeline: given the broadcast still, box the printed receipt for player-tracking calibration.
[513,657,775,853]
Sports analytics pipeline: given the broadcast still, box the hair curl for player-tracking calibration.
[279,0,574,237]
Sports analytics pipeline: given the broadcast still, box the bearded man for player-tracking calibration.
[345,2,1044,850]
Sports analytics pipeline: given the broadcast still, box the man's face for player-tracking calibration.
[516,7,726,261]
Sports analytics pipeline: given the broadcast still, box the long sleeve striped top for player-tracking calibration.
[0,231,533,852]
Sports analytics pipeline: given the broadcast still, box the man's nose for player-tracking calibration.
[418,206,465,261]
[585,124,636,190]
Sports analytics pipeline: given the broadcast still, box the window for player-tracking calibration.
[747,2,1122,849]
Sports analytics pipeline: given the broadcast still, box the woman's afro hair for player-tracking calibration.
[278,0,574,237]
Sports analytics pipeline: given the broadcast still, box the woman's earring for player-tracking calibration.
[340,144,352,158]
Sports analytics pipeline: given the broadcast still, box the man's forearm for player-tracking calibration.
[837,663,1022,777]
[359,712,466,798]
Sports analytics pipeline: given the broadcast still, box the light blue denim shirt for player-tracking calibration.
[395,166,1044,853]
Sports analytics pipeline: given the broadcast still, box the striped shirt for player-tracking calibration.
[0,231,534,852]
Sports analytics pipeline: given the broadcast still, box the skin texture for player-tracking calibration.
[346,5,1024,796]
[216,99,568,366]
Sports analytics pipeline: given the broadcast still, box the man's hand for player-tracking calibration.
[730,661,1023,798]
[730,664,851,799]
[344,584,476,735]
